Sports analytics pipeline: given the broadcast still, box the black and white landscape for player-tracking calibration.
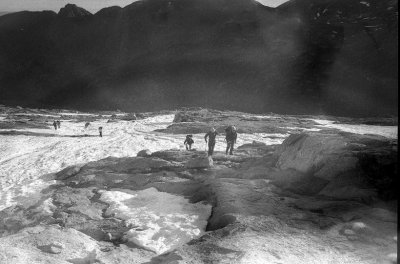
[0,0,398,263]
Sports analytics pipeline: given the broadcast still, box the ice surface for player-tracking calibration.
[100,188,212,254]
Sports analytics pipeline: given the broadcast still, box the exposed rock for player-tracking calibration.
[56,165,83,180]
[274,133,397,199]
[120,113,137,121]
[186,156,213,169]
[137,149,152,157]
[0,226,100,263]
[275,133,356,179]
[39,241,65,254]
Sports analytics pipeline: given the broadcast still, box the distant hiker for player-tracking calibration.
[225,125,237,155]
[56,120,61,129]
[184,135,194,150]
[53,121,57,130]
[204,128,218,156]
[84,122,90,129]
[99,126,103,137]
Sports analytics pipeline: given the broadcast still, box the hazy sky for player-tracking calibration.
[0,0,289,13]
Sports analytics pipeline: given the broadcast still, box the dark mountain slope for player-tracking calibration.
[0,0,397,116]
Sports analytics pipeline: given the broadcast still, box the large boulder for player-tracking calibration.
[273,133,397,200]
[275,133,358,180]
[137,149,152,157]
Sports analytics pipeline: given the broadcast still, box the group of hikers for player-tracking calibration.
[52,120,237,151]
[52,120,61,130]
[85,122,103,137]
[184,125,238,156]
[52,121,102,137]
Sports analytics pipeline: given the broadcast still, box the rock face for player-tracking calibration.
[0,0,397,116]
[274,132,397,199]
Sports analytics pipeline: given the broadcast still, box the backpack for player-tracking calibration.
[225,126,237,140]
[225,125,236,133]
[186,135,194,144]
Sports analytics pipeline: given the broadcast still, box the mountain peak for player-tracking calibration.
[58,4,92,18]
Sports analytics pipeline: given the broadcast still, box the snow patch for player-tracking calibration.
[311,119,397,139]
[360,1,370,7]
[100,188,212,254]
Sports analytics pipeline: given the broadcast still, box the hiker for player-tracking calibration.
[84,122,90,129]
[225,125,237,155]
[184,135,194,150]
[53,121,57,130]
[56,120,61,129]
[98,126,103,137]
[204,127,218,156]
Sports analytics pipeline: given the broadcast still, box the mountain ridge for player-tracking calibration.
[0,0,397,117]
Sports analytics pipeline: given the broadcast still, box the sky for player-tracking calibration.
[0,0,290,13]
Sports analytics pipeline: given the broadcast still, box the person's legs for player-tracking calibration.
[208,142,215,156]
[229,142,234,155]
[189,144,192,150]
[226,141,233,155]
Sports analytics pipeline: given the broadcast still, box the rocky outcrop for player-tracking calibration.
[273,132,397,200]
[137,149,152,157]
[119,113,137,121]
[58,4,92,18]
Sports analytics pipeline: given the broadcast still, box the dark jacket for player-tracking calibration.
[184,136,194,145]
[226,130,237,143]
[205,131,218,143]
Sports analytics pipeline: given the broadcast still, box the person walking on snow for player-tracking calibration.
[184,135,194,150]
[53,121,57,130]
[98,127,103,137]
[205,127,218,156]
[56,120,61,129]
[225,125,237,155]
